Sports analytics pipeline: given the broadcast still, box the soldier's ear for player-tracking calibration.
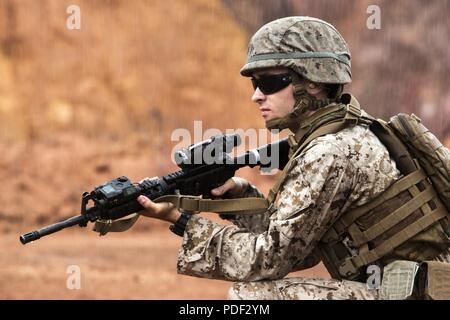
[305,82,325,96]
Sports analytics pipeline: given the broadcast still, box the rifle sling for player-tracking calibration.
[93,195,269,235]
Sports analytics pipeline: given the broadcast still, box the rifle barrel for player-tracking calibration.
[20,214,88,245]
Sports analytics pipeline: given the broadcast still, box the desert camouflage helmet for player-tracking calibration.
[240,16,351,84]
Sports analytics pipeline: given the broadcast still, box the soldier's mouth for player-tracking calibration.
[260,108,271,119]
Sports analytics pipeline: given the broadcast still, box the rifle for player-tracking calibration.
[20,134,289,245]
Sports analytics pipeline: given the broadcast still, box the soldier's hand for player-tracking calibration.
[136,177,181,223]
[211,177,249,198]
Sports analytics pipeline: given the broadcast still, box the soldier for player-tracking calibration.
[137,17,450,300]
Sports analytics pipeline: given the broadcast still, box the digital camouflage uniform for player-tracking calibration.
[177,125,399,299]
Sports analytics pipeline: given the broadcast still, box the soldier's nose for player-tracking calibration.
[252,87,266,103]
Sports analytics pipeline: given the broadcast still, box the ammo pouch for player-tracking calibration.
[417,260,450,300]
[380,260,450,300]
[380,260,420,300]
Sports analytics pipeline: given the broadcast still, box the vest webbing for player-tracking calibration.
[323,169,429,241]
[319,115,450,280]
[349,185,436,247]
[330,169,449,279]
[338,204,447,278]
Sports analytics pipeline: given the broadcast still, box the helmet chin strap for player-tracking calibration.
[265,73,337,132]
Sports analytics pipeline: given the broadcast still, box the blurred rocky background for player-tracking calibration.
[1,0,449,299]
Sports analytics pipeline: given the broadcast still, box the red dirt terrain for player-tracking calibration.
[4,219,329,300]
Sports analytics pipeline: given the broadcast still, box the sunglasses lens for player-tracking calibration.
[251,74,292,95]
[251,78,258,90]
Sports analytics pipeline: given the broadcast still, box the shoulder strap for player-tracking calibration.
[267,120,352,203]
[267,94,366,204]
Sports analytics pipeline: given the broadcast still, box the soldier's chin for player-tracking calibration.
[264,117,280,131]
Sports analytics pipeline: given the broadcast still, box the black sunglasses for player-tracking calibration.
[251,73,292,95]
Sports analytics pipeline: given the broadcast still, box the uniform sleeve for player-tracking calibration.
[219,183,271,233]
[177,141,356,282]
